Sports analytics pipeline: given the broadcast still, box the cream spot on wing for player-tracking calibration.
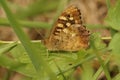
[56,29,61,32]
[54,32,59,35]
[63,28,69,33]
[75,20,78,23]
[66,22,71,27]
[59,16,67,20]
[69,17,74,20]
[71,33,76,37]
[57,23,64,27]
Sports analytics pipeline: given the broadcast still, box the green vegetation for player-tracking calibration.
[0,0,120,80]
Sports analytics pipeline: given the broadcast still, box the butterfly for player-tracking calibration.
[43,6,90,51]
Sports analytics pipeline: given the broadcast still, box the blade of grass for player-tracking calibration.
[92,54,111,80]
[0,18,51,28]
[54,60,66,80]
[94,51,111,80]
[0,0,57,79]
[16,0,59,18]
[106,0,111,9]
[0,40,41,44]
[90,33,111,80]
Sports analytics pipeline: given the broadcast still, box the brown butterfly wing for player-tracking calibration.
[44,6,90,51]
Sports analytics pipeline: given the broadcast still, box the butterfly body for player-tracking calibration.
[43,6,90,51]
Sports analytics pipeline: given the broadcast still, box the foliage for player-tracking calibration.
[0,0,120,80]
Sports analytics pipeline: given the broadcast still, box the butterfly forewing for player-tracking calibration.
[52,6,82,36]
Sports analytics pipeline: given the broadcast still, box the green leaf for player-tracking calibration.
[105,0,120,30]
[108,32,120,54]
[90,33,106,50]
[10,41,46,64]
[10,44,31,63]
[0,55,37,78]
[1,42,46,78]
[112,73,120,80]
[81,63,94,80]
[0,42,17,55]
